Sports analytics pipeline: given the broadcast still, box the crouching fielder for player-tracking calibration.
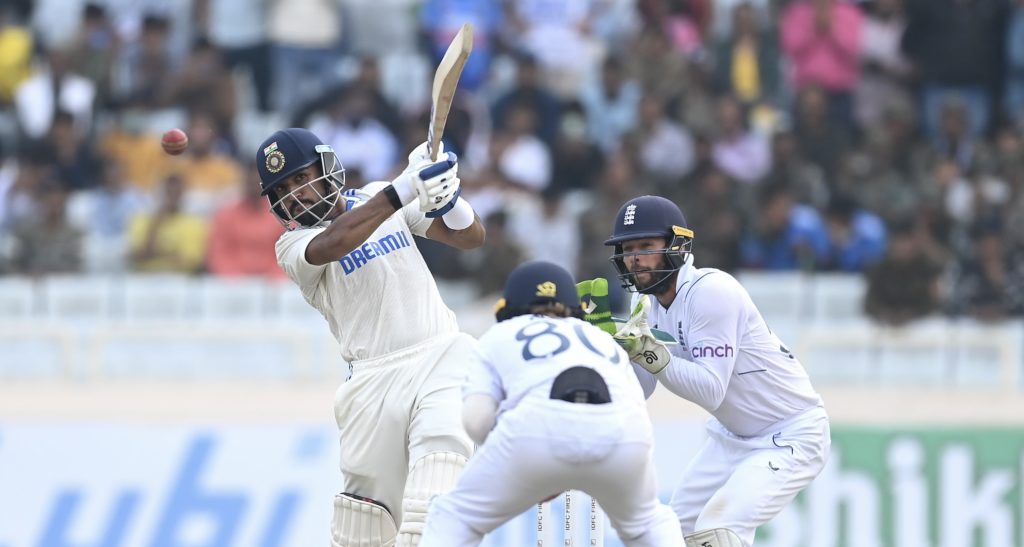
[420,261,682,547]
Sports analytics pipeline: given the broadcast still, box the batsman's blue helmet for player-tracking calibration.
[495,261,583,322]
[605,196,694,294]
[256,128,345,229]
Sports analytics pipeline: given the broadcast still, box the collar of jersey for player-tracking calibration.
[673,253,696,292]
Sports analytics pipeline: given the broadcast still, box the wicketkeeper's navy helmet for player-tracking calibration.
[256,128,345,229]
[495,261,583,322]
[604,195,694,294]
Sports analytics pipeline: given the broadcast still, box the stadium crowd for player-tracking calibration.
[0,0,1022,324]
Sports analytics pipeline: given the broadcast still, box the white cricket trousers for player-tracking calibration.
[420,397,683,547]
[671,405,831,546]
[332,333,476,526]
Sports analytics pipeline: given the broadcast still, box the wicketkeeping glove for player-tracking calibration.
[576,277,616,335]
[613,297,671,374]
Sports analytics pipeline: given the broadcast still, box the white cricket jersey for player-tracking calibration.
[634,255,824,437]
[275,181,458,362]
[465,314,647,413]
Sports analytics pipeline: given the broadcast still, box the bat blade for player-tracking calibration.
[428,23,474,162]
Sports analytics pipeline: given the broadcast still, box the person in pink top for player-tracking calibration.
[781,0,863,124]
[207,162,285,278]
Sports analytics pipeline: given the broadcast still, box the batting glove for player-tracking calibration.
[413,152,461,216]
[389,151,460,212]
[404,140,443,172]
[614,297,671,374]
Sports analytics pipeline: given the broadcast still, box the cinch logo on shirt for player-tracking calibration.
[338,230,412,274]
[691,344,734,359]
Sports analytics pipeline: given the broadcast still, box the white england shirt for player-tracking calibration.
[465,314,647,414]
[275,181,458,362]
[633,255,824,437]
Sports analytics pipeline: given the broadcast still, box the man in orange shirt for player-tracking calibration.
[206,162,285,278]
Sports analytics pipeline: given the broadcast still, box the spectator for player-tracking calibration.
[924,96,992,174]
[267,0,345,114]
[854,0,913,130]
[864,219,943,325]
[709,0,772,40]
[507,0,602,97]
[902,0,1008,139]
[713,2,780,106]
[636,0,703,56]
[507,186,581,277]
[421,0,503,92]
[629,94,696,187]
[295,57,403,137]
[1007,0,1024,128]
[167,37,237,130]
[67,160,149,274]
[741,183,830,270]
[628,27,691,104]
[581,56,641,151]
[173,111,244,213]
[0,7,33,106]
[495,103,552,192]
[823,194,887,272]
[841,130,917,223]
[206,163,284,279]
[780,0,863,125]
[0,147,46,233]
[309,88,398,182]
[949,217,1024,320]
[550,101,604,193]
[684,168,745,272]
[675,59,719,137]
[8,179,83,276]
[128,174,209,274]
[69,3,119,108]
[711,95,771,184]
[794,85,850,183]
[49,110,100,192]
[15,47,96,139]
[763,124,828,209]
[195,0,273,112]
[100,111,175,191]
[491,54,563,147]
[465,209,526,296]
[111,14,174,111]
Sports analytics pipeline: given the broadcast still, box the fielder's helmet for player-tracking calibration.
[256,128,345,229]
[495,261,583,322]
[604,195,694,294]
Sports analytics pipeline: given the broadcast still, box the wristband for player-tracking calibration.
[442,195,474,230]
[382,184,403,211]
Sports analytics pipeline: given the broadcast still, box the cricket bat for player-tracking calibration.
[427,23,474,162]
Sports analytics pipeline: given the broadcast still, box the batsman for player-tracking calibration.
[256,123,484,547]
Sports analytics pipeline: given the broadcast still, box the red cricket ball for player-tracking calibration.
[161,128,189,156]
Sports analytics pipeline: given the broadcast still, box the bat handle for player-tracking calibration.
[417,152,458,180]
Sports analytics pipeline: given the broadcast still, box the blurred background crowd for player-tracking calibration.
[0,0,1022,324]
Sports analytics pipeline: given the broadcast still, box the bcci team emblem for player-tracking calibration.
[536,282,557,298]
[623,204,637,225]
[266,150,286,174]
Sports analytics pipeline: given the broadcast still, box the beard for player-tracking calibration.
[631,255,678,295]
[292,199,334,226]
